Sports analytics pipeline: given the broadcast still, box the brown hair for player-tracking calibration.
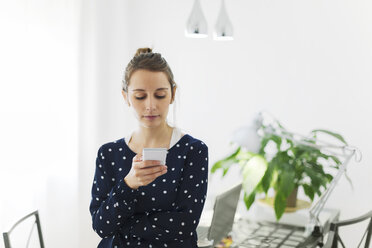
[122,48,176,100]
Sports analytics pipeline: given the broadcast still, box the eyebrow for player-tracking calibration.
[131,88,169,92]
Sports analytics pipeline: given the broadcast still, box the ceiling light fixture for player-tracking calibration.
[185,0,208,38]
[214,0,234,40]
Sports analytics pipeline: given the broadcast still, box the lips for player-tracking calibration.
[144,115,159,120]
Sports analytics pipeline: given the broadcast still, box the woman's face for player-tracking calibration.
[122,69,175,129]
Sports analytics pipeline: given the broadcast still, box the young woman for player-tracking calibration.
[89,48,209,248]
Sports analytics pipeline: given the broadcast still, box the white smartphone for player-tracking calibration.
[142,148,168,165]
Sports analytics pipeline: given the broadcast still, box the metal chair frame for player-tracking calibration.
[323,210,372,248]
[2,210,45,248]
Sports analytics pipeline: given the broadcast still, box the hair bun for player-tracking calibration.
[134,47,152,57]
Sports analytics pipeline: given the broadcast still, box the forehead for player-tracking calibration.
[129,69,170,91]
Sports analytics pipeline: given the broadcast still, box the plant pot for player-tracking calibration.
[286,187,298,208]
[258,187,311,214]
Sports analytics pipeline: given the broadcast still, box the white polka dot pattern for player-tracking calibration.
[89,135,208,247]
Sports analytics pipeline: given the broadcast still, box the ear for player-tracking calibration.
[122,90,130,106]
[170,85,177,104]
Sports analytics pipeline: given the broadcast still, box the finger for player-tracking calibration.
[140,169,168,186]
[141,165,167,176]
[133,154,142,162]
[133,164,166,177]
[140,169,168,183]
[140,160,163,168]
[133,160,153,170]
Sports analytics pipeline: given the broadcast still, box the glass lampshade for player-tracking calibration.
[185,0,208,38]
[214,0,233,41]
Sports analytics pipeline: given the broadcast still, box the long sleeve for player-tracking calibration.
[130,142,208,243]
[89,145,139,238]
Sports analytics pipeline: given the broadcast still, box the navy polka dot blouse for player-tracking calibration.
[89,134,208,248]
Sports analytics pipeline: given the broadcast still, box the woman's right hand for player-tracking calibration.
[124,154,168,189]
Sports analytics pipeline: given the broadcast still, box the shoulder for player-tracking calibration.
[185,134,207,145]
[96,138,126,155]
[181,135,208,169]
[174,127,207,148]
[182,134,208,153]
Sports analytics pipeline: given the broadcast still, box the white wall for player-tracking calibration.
[78,0,132,246]
[0,0,80,247]
[2,0,370,247]
[78,0,372,246]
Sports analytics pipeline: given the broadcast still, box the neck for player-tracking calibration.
[133,122,173,147]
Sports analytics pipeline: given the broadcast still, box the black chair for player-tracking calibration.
[323,210,372,248]
[3,210,45,248]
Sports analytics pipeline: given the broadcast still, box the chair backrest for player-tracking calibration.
[324,210,372,248]
[2,210,45,248]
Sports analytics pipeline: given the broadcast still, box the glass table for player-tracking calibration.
[227,218,321,248]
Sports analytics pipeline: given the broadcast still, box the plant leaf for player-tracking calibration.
[328,155,342,165]
[261,161,275,194]
[278,170,296,197]
[302,184,315,201]
[211,147,241,175]
[274,192,287,220]
[271,135,283,150]
[259,135,271,155]
[311,129,348,145]
[236,151,255,161]
[325,173,333,182]
[303,167,322,196]
[275,120,286,130]
[244,191,256,210]
[274,170,295,220]
[211,158,236,175]
[242,155,267,197]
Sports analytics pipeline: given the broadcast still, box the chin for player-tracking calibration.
[141,118,166,128]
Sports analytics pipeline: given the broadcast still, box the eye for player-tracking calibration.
[134,94,166,100]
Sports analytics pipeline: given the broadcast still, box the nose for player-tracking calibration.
[145,95,156,112]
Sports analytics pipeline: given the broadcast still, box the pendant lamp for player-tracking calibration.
[185,0,208,38]
[214,0,233,40]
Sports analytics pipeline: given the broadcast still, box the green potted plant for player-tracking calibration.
[211,114,348,220]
